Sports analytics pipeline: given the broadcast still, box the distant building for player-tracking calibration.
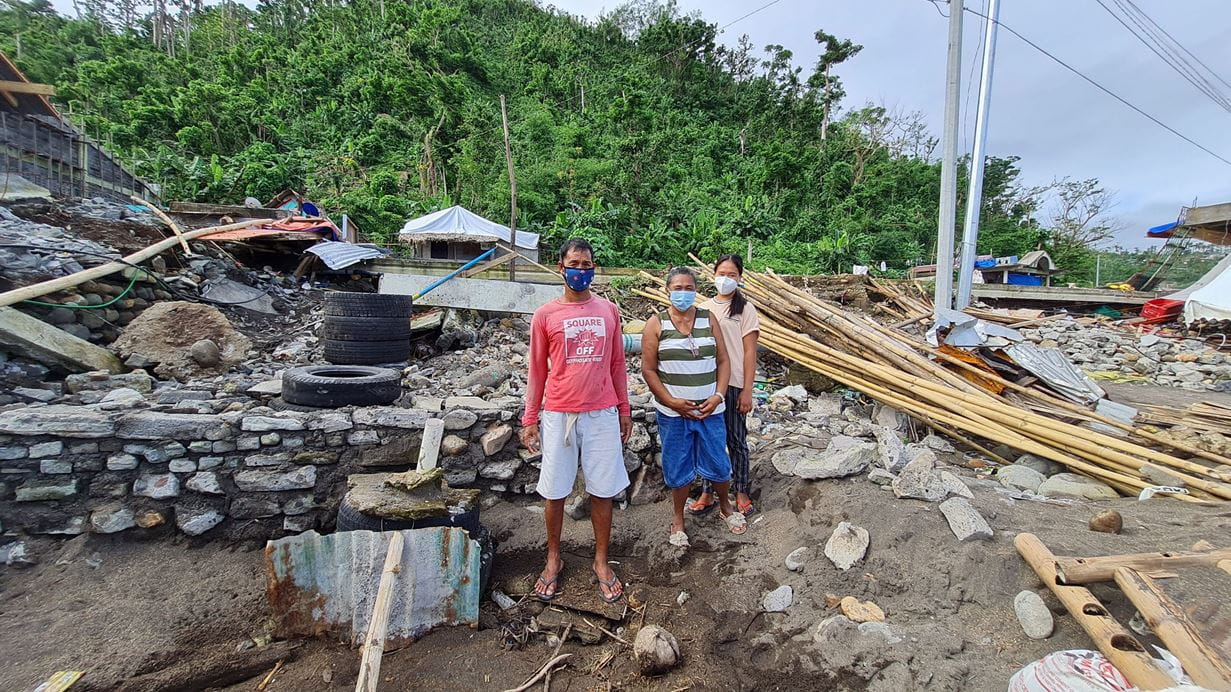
[909,250,1059,286]
[398,205,540,263]
[0,51,157,202]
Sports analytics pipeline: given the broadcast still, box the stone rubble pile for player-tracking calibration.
[1020,318,1230,390]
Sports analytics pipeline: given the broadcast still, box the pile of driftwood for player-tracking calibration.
[635,262,1231,502]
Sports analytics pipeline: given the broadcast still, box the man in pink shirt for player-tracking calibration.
[520,238,631,604]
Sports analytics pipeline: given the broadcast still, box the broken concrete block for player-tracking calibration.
[938,497,993,541]
[874,427,907,473]
[939,471,973,499]
[824,521,869,570]
[793,436,875,480]
[891,450,948,501]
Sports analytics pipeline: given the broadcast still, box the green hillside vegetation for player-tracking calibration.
[1,0,1191,282]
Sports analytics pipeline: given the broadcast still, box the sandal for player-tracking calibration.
[668,530,690,547]
[737,501,757,517]
[686,496,718,516]
[593,567,624,604]
[720,511,748,535]
[534,561,564,602]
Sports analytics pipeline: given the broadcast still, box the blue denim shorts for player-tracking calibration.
[657,413,732,489]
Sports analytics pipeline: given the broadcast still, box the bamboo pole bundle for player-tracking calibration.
[634,265,1231,502]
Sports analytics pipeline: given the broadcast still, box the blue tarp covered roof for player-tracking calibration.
[1148,221,1180,238]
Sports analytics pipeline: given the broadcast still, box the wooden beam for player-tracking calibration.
[0,80,55,96]
[354,532,406,692]
[459,251,514,279]
[1015,534,1175,691]
[1055,547,1231,585]
[1115,567,1231,689]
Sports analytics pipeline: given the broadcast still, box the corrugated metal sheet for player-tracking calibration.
[306,241,389,270]
[1004,342,1106,405]
[264,527,478,648]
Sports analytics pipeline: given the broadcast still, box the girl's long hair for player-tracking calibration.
[715,254,747,317]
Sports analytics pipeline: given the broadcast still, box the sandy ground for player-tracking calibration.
[3,419,1230,692]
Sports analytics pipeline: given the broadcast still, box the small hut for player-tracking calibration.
[398,206,540,263]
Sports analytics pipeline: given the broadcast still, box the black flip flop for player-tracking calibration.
[593,568,624,604]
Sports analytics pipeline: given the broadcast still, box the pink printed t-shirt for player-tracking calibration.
[521,296,631,427]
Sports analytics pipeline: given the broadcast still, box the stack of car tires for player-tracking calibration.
[322,291,413,364]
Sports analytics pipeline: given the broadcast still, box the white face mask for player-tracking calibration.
[714,276,738,296]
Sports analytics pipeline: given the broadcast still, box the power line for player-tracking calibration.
[1118,0,1231,93]
[1093,0,1231,115]
[960,5,1231,168]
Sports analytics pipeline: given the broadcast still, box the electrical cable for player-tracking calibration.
[1093,0,1231,115]
[20,270,139,309]
[959,5,1231,169]
[1116,0,1231,93]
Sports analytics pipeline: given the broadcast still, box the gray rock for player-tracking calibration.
[891,450,948,501]
[1014,454,1064,477]
[937,497,993,541]
[0,405,116,438]
[237,436,261,451]
[998,464,1046,493]
[480,423,513,456]
[352,407,430,429]
[460,363,514,389]
[1037,472,1119,501]
[785,547,810,572]
[1013,590,1054,639]
[771,447,807,475]
[198,456,224,470]
[186,472,224,495]
[626,424,652,453]
[478,458,520,480]
[442,409,479,430]
[282,494,317,516]
[168,458,196,473]
[156,390,214,404]
[90,503,135,533]
[233,466,316,492]
[13,386,56,402]
[133,473,180,499]
[872,405,906,430]
[39,459,73,474]
[762,584,794,612]
[0,445,27,460]
[793,436,876,480]
[307,412,353,432]
[867,468,896,486]
[770,384,808,404]
[246,379,283,395]
[1139,462,1186,488]
[939,471,973,499]
[106,453,139,470]
[441,435,469,456]
[245,452,292,467]
[98,387,146,410]
[259,432,281,446]
[15,478,78,501]
[189,339,222,366]
[176,506,224,536]
[123,441,187,463]
[116,412,223,440]
[824,521,869,570]
[921,434,955,453]
[65,371,154,394]
[874,427,908,473]
[28,441,63,458]
[231,496,281,518]
[240,415,305,432]
[347,430,379,445]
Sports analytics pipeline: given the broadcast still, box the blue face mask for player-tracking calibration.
[562,267,595,291]
[669,290,696,311]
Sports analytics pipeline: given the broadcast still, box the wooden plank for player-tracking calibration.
[169,201,288,219]
[0,80,55,95]
[1056,548,1231,585]
[1115,567,1231,689]
[0,219,260,308]
[354,531,406,692]
[1015,534,1176,690]
[459,250,514,279]
[416,418,445,471]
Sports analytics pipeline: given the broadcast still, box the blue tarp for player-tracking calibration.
[974,258,998,269]
[1148,221,1179,238]
[1006,272,1043,286]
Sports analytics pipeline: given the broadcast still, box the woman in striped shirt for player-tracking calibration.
[642,267,748,547]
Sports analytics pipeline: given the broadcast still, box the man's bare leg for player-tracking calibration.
[671,486,690,535]
[535,497,565,598]
[712,481,734,516]
[590,496,622,600]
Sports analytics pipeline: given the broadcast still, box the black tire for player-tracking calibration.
[323,338,411,365]
[321,315,412,342]
[268,396,329,413]
[324,291,413,318]
[336,498,481,536]
[281,365,401,407]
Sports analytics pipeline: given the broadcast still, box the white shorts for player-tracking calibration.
[535,407,629,500]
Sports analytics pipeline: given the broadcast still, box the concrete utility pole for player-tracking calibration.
[955,0,1001,310]
[933,0,964,316]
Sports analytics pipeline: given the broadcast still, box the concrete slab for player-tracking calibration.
[380,274,559,314]
[0,307,125,373]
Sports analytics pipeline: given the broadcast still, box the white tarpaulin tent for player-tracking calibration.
[1174,253,1231,322]
[398,205,539,250]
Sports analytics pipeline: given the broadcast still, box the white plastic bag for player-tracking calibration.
[1008,650,1135,692]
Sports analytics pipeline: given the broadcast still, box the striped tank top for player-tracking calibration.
[655,308,725,417]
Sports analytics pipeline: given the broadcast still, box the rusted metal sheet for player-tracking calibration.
[264,527,478,648]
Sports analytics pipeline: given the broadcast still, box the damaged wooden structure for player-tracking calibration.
[0,51,158,203]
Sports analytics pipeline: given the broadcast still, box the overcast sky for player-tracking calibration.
[47,0,1231,249]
